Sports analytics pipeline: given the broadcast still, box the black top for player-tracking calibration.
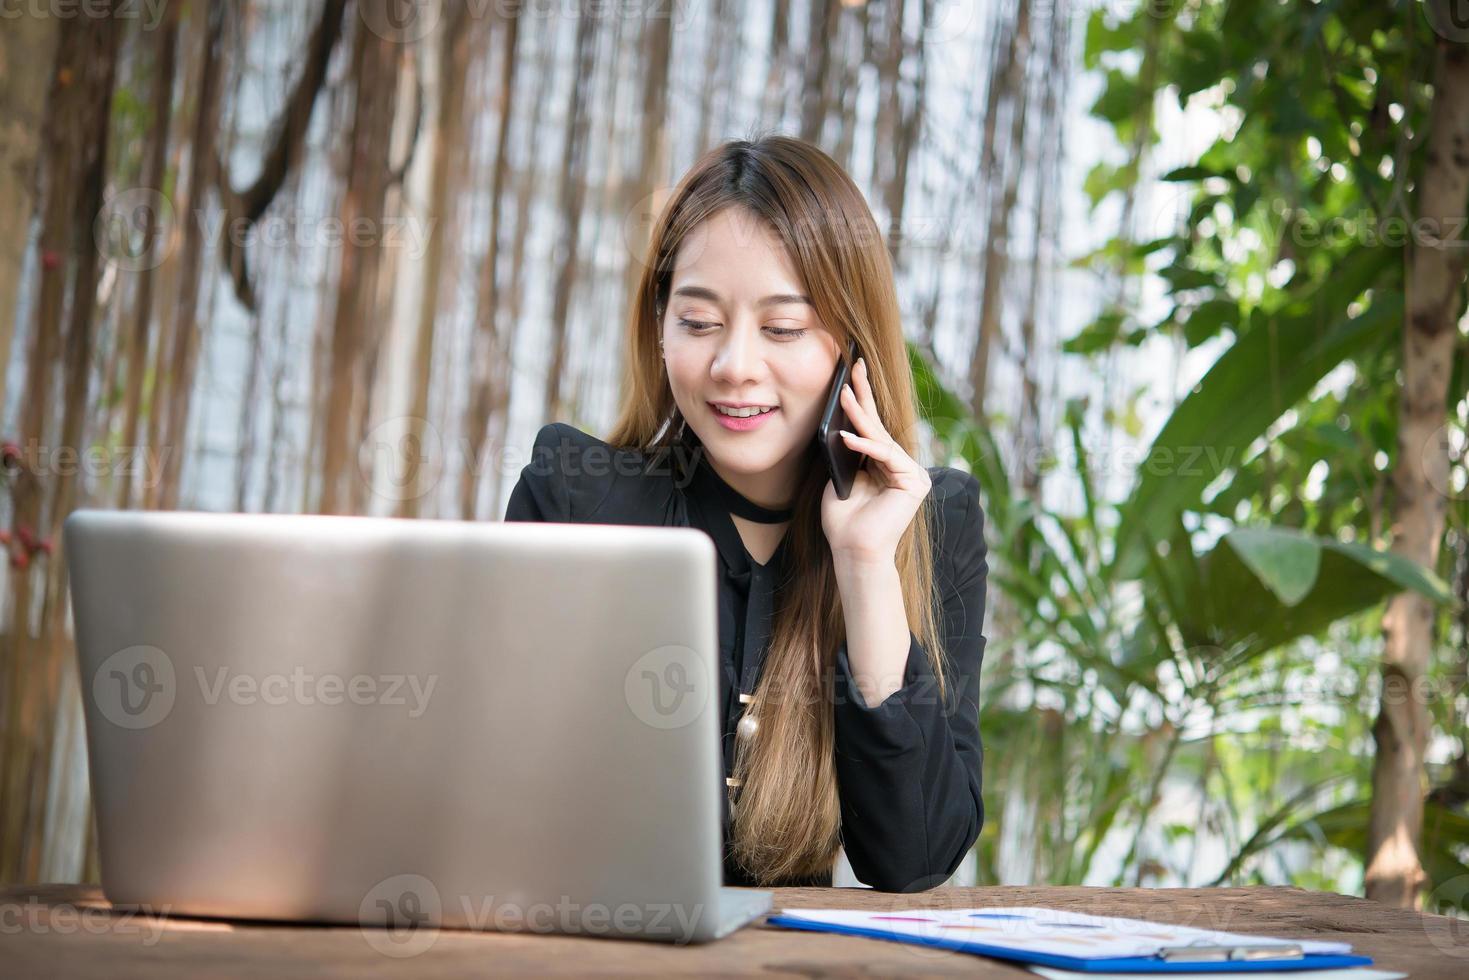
[503,421,989,892]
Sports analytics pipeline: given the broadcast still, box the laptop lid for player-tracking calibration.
[65,509,726,941]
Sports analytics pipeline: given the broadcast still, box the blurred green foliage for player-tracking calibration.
[924,0,1469,911]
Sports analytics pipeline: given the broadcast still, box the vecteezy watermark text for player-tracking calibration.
[195,666,437,719]
[0,0,168,30]
[93,645,439,729]
[0,896,172,946]
[358,873,708,957]
[0,438,171,487]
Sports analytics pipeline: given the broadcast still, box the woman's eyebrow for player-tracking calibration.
[672,285,812,307]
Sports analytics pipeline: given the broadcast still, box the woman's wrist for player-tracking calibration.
[832,551,909,707]
[831,547,898,575]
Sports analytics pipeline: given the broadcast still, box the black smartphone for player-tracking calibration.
[817,340,864,499]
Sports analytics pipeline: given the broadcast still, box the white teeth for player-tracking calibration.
[714,404,775,418]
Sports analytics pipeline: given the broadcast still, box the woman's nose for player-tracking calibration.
[711,325,764,382]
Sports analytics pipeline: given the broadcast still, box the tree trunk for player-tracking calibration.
[762,0,789,124]
[151,0,228,511]
[34,34,121,875]
[617,0,673,344]
[139,5,206,506]
[541,11,598,425]
[0,11,60,415]
[832,3,864,174]
[487,18,554,515]
[880,0,930,278]
[1016,0,1065,503]
[350,46,422,517]
[117,7,180,510]
[393,0,470,519]
[694,0,732,155]
[461,2,519,519]
[969,0,1031,419]
[1365,31,1469,909]
[216,0,348,313]
[0,1,121,883]
[318,5,404,514]
[871,0,904,251]
[799,0,838,146]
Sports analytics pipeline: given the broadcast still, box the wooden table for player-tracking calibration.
[2,883,1464,977]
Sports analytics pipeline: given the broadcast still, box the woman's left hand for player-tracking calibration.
[820,357,932,566]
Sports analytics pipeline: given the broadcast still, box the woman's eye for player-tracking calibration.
[676,318,806,340]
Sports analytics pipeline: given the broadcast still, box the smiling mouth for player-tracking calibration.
[710,403,778,419]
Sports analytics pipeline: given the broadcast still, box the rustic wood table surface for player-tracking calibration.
[2,883,1464,977]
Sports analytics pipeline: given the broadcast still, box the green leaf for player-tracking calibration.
[1325,539,1453,605]
[1277,800,1469,915]
[1112,246,1396,579]
[1265,96,1316,137]
[1083,8,1133,69]
[1161,263,1223,292]
[1084,161,1138,207]
[1225,527,1322,606]
[1133,236,1181,258]
[1233,180,1262,221]
[1091,68,1142,125]
[1182,527,1454,665]
[1064,310,1128,355]
[1161,165,1217,183]
[1173,34,1225,103]
[1182,298,1237,347]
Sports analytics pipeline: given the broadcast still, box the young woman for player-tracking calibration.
[504,135,988,893]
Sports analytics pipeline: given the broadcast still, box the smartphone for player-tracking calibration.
[817,340,864,499]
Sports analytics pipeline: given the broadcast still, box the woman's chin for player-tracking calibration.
[692,425,777,466]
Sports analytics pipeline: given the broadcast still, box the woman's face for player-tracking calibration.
[661,208,841,486]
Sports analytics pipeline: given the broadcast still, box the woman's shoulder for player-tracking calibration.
[923,465,987,573]
[924,465,983,524]
[525,421,621,466]
[504,422,677,523]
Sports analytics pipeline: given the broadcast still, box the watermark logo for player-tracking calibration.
[94,187,175,273]
[357,875,709,955]
[877,887,987,961]
[1424,0,1469,43]
[90,646,438,730]
[622,188,669,275]
[358,0,439,44]
[624,644,707,729]
[358,416,446,503]
[93,645,176,729]
[0,0,169,30]
[889,413,983,507]
[354,416,705,505]
[920,0,981,47]
[359,873,442,958]
[0,896,172,945]
[1424,873,1469,958]
[1419,422,1467,502]
[194,666,437,718]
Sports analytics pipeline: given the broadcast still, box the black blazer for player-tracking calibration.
[503,422,989,892]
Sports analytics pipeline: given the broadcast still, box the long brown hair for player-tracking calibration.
[607,134,948,885]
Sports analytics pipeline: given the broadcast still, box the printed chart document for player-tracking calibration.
[1031,968,1404,980]
[767,907,1373,972]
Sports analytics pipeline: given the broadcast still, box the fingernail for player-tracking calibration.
[839,429,854,438]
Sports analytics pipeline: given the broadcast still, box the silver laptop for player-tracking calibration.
[65,509,772,945]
